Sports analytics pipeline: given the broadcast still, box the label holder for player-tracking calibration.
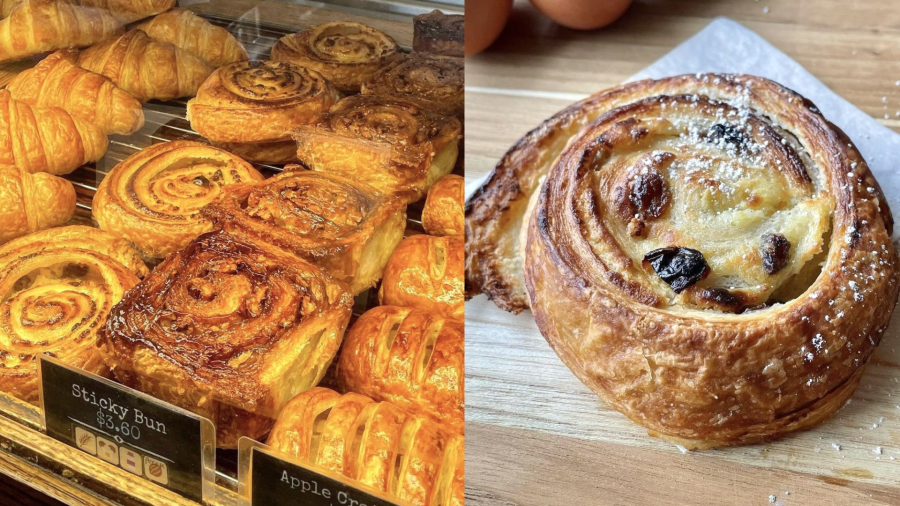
[38,355,217,503]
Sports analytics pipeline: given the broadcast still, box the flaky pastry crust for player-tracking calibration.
[271,21,399,94]
[203,167,406,294]
[267,387,464,506]
[379,235,464,321]
[338,306,464,431]
[413,10,464,57]
[0,226,146,404]
[0,166,75,244]
[361,52,464,119]
[422,174,464,236]
[517,74,899,448]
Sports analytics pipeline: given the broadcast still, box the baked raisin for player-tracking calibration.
[643,247,710,293]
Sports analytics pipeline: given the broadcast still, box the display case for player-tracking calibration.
[0,1,464,504]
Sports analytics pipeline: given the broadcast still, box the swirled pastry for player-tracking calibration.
[8,49,144,135]
[136,8,249,68]
[413,10,464,57]
[379,235,463,320]
[512,74,900,448]
[271,22,399,94]
[186,60,339,151]
[267,388,464,506]
[203,168,406,294]
[293,95,461,203]
[337,306,464,431]
[92,141,264,259]
[0,166,76,244]
[0,226,147,404]
[100,230,354,448]
[361,52,464,119]
[422,174,464,236]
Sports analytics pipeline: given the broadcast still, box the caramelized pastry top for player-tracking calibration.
[362,52,464,119]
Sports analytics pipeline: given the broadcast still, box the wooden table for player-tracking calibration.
[465,1,900,505]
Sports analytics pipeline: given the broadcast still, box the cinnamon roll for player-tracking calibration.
[100,230,354,448]
[422,174,464,236]
[293,95,461,203]
[92,141,264,260]
[271,22,399,94]
[337,306,464,431]
[413,10,464,57]
[267,388,464,506]
[361,52,463,119]
[203,168,406,294]
[0,226,147,404]
[379,235,463,320]
[505,74,900,448]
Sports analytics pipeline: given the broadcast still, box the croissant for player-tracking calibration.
[0,0,120,63]
[271,21,399,94]
[92,140,264,260]
[337,306,464,431]
[78,29,213,102]
[293,95,461,203]
[422,174,464,236]
[267,388,464,506]
[68,0,176,23]
[203,168,406,294]
[100,229,354,448]
[136,8,249,68]
[0,166,75,244]
[361,52,464,119]
[413,10,464,57]
[0,89,107,175]
[0,226,147,404]
[7,50,144,135]
[379,234,464,320]
[492,74,900,448]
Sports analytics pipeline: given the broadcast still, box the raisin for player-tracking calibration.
[193,175,212,188]
[643,247,710,293]
[707,123,745,150]
[761,234,791,275]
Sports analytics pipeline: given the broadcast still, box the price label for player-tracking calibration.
[38,355,215,502]
[243,443,404,506]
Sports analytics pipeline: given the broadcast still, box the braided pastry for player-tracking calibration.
[361,52,464,119]
[0,226,147,404]
[469,74,900,447]
[422,174,464,236]
[267,388,464,506]
[0,166,76,244]
[271,21,399,94]
[293,95,461,203]
[100,230,354,448]
[379,235,464,320]
[337,306,464,431]
[92,140,264,260]
[203,168,406,294]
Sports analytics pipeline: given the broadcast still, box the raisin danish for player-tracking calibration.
[476,74,900,448]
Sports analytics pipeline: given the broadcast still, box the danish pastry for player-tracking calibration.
[271,21,399,94]
[92,140,264,260]
[100,230,353,448]
[361,52,464,119]
[0,226,147,404]
[267,387,464,506]
[422,174,464,236]
[203,168,406,294]
[508,74,900,447]
[337,306,464,431]
[379,234,464,320]
[293,95,461,203]
[0,166,76,244]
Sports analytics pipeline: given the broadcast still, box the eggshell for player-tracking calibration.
[530,0,632,30]
[466,0,513,56]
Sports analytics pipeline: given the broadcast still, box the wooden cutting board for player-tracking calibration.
[465,1,900,505]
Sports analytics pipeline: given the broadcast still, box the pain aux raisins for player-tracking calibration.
[643,247,710,293]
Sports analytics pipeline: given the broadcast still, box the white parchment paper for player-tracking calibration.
[466,17,900,238]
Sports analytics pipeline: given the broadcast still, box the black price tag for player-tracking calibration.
[249,446,404,506]
[39,356,214,502]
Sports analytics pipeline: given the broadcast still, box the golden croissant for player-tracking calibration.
[137,8,249,68]
[0,166,76,244]
[0,89,107,175]
[8,49,144,135]
[78,29,213,102]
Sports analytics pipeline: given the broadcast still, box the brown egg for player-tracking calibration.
[466,0,513,56]
[530,0,632,30]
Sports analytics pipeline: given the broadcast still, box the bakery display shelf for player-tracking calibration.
[0,3,460,505]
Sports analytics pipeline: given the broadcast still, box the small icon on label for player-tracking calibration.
[96,437,119,465]
[144,456,168,485]
[120,447,142,475]
[74,427,96,455]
